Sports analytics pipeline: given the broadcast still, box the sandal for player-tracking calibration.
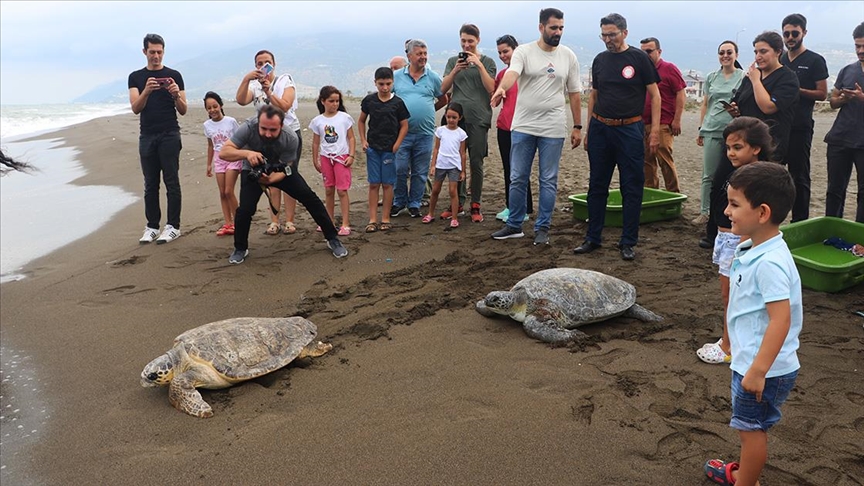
[697,339,731,364]
[379,222,391,231]
[422,215,434,224]
[283,221,296,234]
[450,219,460,228]
[704,459,739,485]
[365,222,378,233]
[216,224,235,236]
[265,222,280,235]
[338,226,351,236]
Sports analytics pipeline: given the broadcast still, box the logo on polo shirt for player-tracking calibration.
[546,63,556,79]
[621,65,635,79]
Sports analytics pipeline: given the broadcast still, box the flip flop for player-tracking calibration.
[338,226,352,236]
[422,215,434,224]
[704,459,739,485]
[365,222,378,233]
[450,219,460,228]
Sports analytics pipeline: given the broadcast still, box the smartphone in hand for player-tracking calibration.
[154,77,172,89]
[260,63,274,77]
[719,100,733,109]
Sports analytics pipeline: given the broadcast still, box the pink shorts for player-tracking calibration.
[213,153,242,174]
[320,154,352,190]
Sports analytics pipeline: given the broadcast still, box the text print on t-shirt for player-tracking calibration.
[621,65,635,79]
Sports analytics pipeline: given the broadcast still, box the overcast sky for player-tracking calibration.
[1,1,861,105]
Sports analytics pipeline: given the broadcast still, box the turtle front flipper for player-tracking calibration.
[522,315,587,344]
[168,371,213,418]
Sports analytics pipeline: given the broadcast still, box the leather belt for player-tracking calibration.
[592,113,642,126]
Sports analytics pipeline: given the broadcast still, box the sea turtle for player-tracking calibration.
[475,268,662,344]
[141,317,332,418]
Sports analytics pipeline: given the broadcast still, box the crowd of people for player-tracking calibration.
[125,14,862,486]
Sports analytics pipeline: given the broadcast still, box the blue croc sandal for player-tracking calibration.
[704,459,739,485]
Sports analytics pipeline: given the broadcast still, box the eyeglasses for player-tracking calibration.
[783,31,801,39]
[600,32,621,39]
[718,50,735,55]
[643,49,656,55]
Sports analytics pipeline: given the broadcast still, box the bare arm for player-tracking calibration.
[269,85,296,113]
[129,78,158,114]
[358,111,369,150]
[206,139,214,177]
[584,89,597,152]
[647,83,662,152]
[219,140,264,166]
[568,92,582,149]
[748,66,778,115]
[236,70,261,106]
[393,119,409,153]
[800,79,828,101]
[490,70,519,107]
[345,127,356,167]
[429,137,441,176]
[311,133,322,173]
[741,299,792,402]
[671,88,685,136]
[434,94,448,112]
[697,95,708,145]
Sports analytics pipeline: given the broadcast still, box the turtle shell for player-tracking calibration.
[514,268,637,327]
[174,317,317,380]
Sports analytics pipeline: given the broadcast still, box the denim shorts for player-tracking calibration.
[730,369,798,432]
[365,147,396,186]
[433,167,461,182]
[712,231,741,277]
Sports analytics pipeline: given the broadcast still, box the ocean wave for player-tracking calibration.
[0,103,131,141]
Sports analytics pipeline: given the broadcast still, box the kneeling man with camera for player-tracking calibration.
[220,105,348,263]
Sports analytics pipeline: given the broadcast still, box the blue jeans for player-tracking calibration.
[586,119,645,246]
[730,369,798,432]
[139,130,182,229]
[506,131,563,231]
[394,132,433,209]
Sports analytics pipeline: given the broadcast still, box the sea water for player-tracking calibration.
[0,103,138,283]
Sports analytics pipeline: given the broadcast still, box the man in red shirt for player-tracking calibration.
[641,37,686,193]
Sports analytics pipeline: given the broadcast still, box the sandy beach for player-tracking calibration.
[1,101,862,485]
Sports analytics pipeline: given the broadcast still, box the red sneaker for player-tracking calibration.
[440,205,464,219]
[470,202,483,223]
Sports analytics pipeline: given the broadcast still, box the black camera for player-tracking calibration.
[248,157,287,181]
[458,52,468,62]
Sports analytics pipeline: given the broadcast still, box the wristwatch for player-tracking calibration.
[573,124,583,130]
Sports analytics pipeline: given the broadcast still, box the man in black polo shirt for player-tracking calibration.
[574,13,661,261]
[128,33,187,245]
[780,13,829,222]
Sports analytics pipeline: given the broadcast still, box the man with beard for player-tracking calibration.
[780,13,829,222]
[219,105,348,263]
[573,13,661,261]
[490,7,582,246]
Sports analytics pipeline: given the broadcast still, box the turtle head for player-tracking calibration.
[141,352,177,387]
[299,341,333,359]
[483,291,516,316]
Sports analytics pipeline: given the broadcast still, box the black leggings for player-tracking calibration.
[497,128,533,213]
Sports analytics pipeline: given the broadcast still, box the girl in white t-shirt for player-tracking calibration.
[203,91,241,236]
[309,86,356,236]
[424,103,467,228]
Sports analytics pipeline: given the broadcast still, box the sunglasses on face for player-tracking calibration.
[783,31,801,39]
[496,35,516,45]
[718,50,735,56]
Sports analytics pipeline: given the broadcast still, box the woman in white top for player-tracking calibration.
[236,49,302,235]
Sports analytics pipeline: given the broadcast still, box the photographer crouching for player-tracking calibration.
[219,105,349,263]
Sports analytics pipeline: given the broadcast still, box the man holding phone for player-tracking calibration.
[128,33,187,244]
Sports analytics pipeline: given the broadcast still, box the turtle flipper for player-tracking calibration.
[624,304,663,322]
[522,315,587,344]
[168,372,213,418]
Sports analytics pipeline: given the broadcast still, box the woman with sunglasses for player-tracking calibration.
[694,41,744,226]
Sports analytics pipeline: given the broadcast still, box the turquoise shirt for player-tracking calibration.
[727,233,802,378]
[700,68,744,137]
[393,67,443,136]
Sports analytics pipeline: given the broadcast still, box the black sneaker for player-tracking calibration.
[491,225,525,240]
[617,243,636,261]
[390,205,408,217]
[228,249,249,264]
[408,207,421,218]
[327,239,349,258]
[572,240,601,254]
[533,229,550,245]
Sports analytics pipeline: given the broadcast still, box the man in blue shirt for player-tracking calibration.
[391,39,448,218]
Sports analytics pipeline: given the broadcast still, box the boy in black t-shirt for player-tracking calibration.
[128,33,187,245]
[358,67,410,232]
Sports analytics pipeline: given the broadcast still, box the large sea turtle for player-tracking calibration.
[141,317,332,418]
[475,268,662,344]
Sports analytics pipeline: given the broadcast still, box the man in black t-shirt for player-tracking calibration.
[128,33,187,245]
[573,13,661,261]
[780,14,829,222]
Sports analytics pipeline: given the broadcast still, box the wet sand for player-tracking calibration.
[0,102,861,485]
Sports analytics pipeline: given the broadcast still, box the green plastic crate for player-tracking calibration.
[780,216,864,292]
[568,188,688,227]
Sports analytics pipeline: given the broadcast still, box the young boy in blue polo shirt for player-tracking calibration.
[704,162,802,486]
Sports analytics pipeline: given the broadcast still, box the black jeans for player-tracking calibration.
[497,128,533,213]
[139,130,182,229]
[784,126,813,222]
[234,170,338,251]
[705,153,735,244]
[825,144,864,223]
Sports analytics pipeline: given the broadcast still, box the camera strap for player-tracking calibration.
[261,186,281,216]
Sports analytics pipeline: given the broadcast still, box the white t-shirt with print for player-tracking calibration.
[434,125,468,170]
[203,116,240,154]
[308,111,355,156]
[250,73,300,131]
[509,42,582,138]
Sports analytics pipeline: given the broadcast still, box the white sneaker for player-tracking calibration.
[156,225,181,245]
[139,226,160,244]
